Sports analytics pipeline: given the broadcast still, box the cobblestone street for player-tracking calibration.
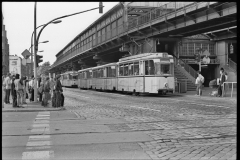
[64,88,236,160]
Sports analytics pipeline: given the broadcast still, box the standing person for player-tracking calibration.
[11,75,17,107]
[52,77,57,108]
[2,75,6,108]
[218,68,226,97]
[29,75,35,102]
[54,74,63,108]
[22,76,27,104]
[25,77,29,102]
[49,77,55,98]
[42,77,51,107]
[14,74,24,107]
[195,71,204,96]
[3,73,11,104]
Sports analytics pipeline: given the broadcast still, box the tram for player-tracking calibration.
[64,52,174,94]
[117,52,174,95]
[78,63,118,91]
[60,71,78,87]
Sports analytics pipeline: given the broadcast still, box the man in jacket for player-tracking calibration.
[3,73,11,104]
[29,75,35,101]
[55,74,63,108]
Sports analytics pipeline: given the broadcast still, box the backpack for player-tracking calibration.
[38,85,43,94]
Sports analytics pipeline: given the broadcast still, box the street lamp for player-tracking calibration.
[33,2,104,102]
[29,21,61,81]
[29,41,49,51]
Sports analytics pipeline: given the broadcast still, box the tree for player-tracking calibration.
[37,61,51,76]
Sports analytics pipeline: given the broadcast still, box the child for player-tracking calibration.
[195,71,204,96]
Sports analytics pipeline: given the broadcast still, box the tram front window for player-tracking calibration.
[155,63,171,75]
[73,75,77,79]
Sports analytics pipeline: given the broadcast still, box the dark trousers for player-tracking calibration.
[39,93,42,102]
[12,90,17,107]
[4,89,10,103]
[30,89,34,101]
[218,85,223,96]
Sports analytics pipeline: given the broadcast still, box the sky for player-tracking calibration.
[2,2,119,66]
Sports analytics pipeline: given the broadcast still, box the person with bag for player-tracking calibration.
[195,71,204,96]
[29,76,35,102]
[52,77,57,108]
[25,78,29,100]
[38,82,44,104]
[11,75,18,107]
[54,74,63,108]
[42,77,51,107]
[218,68,226,97]
[14,74,24,107]
[3,73,11,104]
[22,76,28,104]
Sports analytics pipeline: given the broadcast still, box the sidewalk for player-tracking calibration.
[175,87,237,101]
[2,100,65,112]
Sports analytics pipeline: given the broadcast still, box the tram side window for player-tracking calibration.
[145,61,149,75]
[100,69,104,78]
[111,66,116,77]
[119,65,124,76]
[124,64,128,76]
[107,67,111,77]
[145,60,155,75]
[86,71,90,78]
[69,74,72,80]
[78,73,81,79]
[134,62,139,75]
[128,63,133,76]
[149,60,155,75]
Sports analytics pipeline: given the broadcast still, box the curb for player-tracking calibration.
[2,107,66,112]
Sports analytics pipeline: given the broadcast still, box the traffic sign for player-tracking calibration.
[21,49,31,59]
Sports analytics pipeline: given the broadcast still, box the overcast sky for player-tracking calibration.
[2,2,119,65]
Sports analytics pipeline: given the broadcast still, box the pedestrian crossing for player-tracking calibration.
[22,111,54,160]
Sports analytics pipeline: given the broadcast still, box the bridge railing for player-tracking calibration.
[127,2,235,31]
[222,82,237,97]
[128,2,196,30]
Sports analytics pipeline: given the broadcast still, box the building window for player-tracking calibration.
[188,43,194,56]
[209,43,215,55]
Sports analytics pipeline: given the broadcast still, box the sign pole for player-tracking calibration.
[34,2,38,102]
[199,61,201,72]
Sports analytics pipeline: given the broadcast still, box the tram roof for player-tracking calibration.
[119,52,173,62]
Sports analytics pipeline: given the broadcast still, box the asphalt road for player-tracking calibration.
[2,87,236,160]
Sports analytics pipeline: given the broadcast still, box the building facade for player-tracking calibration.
[2,12,10,75]
[9,55,26,77]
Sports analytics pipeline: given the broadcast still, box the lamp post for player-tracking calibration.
[30,23,60,77]
[33,2,104,102]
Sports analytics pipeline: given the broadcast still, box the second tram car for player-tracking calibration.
[60,71,78,87]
